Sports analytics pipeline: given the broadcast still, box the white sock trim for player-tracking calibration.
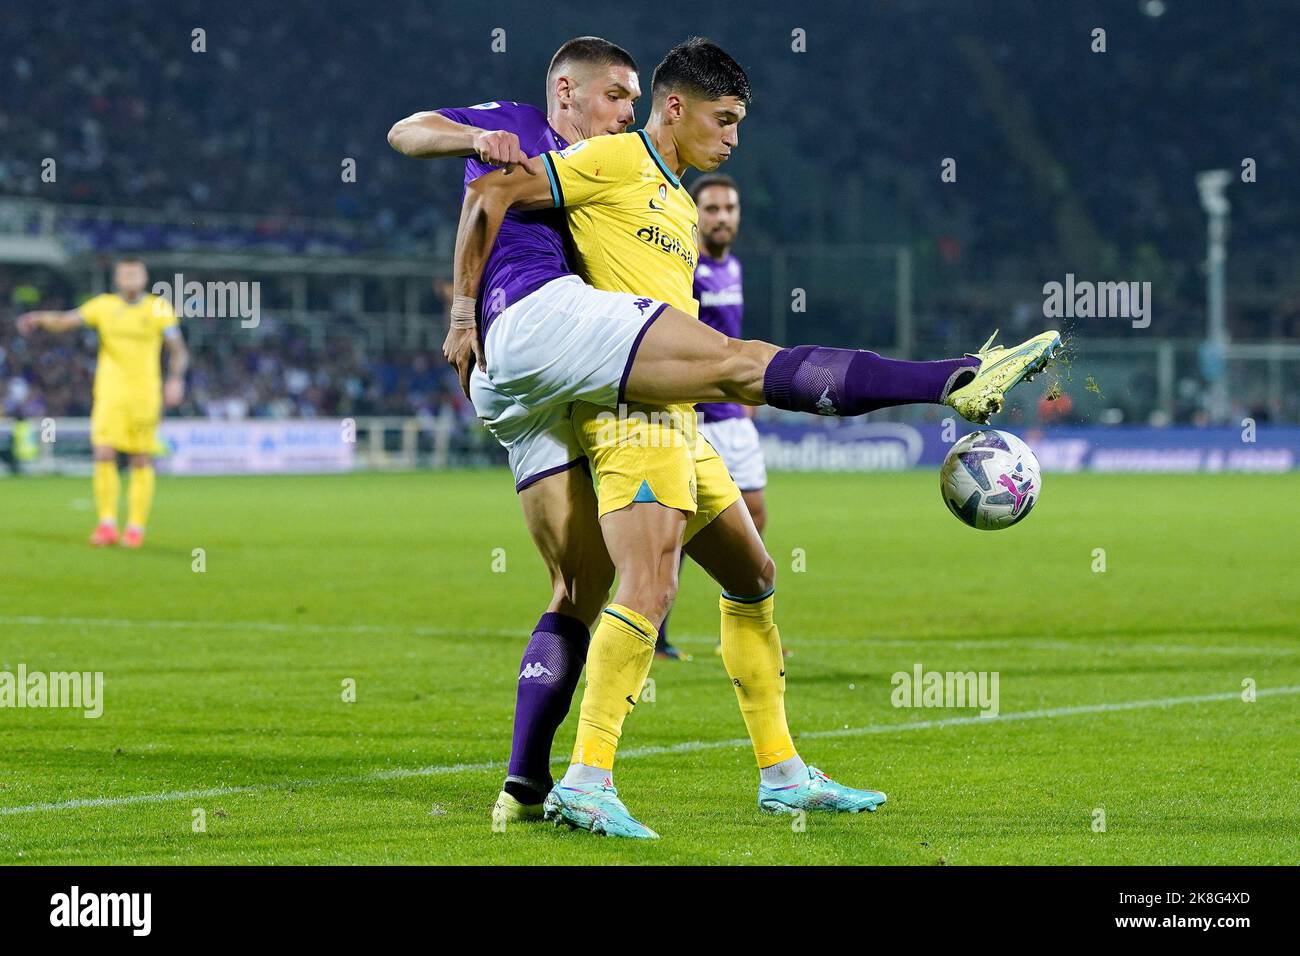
[562,762,612,788]
[760,754,808,788]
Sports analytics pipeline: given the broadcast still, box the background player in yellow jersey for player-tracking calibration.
[16,258,188,548]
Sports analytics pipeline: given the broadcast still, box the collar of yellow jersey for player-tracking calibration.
[636,129,681,189]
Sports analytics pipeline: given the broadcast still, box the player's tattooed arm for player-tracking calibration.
[15,309,84,334]
[387,111,529,170]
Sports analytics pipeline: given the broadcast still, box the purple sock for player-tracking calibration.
[763,346,980,416]
[506,612,590,792]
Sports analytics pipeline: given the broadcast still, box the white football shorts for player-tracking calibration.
[699,415,767,491]
[469,275,667,491]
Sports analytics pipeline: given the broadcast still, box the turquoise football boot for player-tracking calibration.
[758,766,887,814]
[543,781,660,839]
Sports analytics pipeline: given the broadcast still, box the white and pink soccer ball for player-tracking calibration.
[939,430,1041,530]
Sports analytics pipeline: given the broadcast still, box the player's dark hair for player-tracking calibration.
[547,36,638,87]
[689,173,739,202]
[652,37,751,106]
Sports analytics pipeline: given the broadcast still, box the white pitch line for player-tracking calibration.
[2,614,1293,657]
[0,614,511,641]
[2,685,1296,817]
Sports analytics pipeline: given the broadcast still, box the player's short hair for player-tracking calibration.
[114,257,146,267]
[689,173,739,202]
[546,36,638,93]
[652,37,751,106]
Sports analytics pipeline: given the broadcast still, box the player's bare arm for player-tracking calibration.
[454,157,554,300]
[387,110,533,172]
[444,157,553,395]
[15,309,84,335]
[163,331,189,408]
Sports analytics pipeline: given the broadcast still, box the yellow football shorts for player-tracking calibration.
[571,399,742,543]
[90,394,160,455]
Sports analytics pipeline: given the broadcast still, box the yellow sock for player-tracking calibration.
[571,604,659,771]
[720,591,796,768]
[126,465,155,529]
[93,460,120,523]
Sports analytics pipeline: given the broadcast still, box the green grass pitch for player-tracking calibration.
[1,469,1297,865]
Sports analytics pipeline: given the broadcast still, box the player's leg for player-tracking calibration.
[622,306,1061,424]
[487,277,1057,426]
[656,487,765,659]
[496,463,613,820]
[683,443,886,814]
[742,489,767,536]
[89,445,122,546]
[696,416,771,656]
[89,402,122,546]
[657,415,768,660]
[120,404,161,548]
[566,498,683,769]
[652,553,691,662]
[121,453,155,548]
[544,498,681,839]
[543,400,702,838]
[469,373,615,823]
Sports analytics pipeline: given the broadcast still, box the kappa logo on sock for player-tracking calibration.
[518,662,555,680]
[815,387,837,415]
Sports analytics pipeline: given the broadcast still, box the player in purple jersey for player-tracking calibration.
[389,37,640,823]
[655,173,767,661]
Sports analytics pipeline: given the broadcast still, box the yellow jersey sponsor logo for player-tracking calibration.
[635,223,696,269]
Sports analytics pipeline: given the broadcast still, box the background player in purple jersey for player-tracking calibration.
[654,173,768,661]
[388,37,639,823]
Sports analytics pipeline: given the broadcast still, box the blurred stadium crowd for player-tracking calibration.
[1,0,1297,421]
[4,3,1294,260]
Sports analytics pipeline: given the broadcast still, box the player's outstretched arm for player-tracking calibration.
[387,111,530,170]
[15,309,84,335]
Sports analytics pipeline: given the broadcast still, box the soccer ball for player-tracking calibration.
[939,430,1041,530]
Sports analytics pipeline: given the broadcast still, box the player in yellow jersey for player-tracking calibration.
[17,259,188,548]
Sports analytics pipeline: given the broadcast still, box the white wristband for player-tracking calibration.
[450,295,477,330]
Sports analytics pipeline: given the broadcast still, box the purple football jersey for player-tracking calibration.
[437,101,574,336]
[694,253,746,422]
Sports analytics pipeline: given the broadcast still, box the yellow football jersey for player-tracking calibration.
[543,130,699,317]
[80,293,177,401]
[543,129,741,529]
